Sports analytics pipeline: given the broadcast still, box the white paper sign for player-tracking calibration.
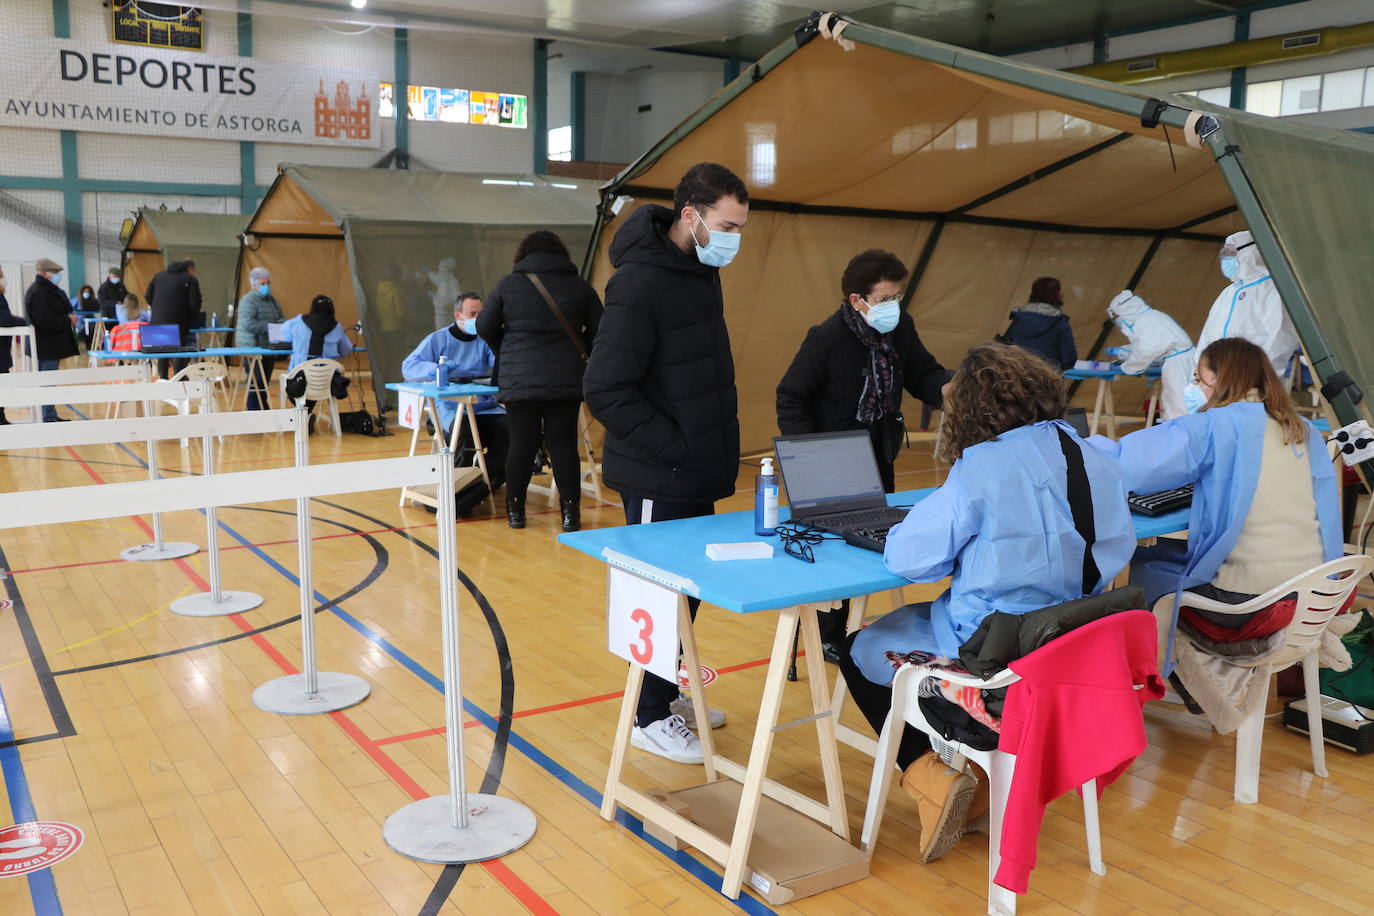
[397,390,422,431]
[607,567,679,682]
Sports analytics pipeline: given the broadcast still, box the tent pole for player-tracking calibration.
[900,217,945,312]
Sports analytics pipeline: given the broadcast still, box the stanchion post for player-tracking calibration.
[120,390,198,562]
[383,448,536,862]
[251,399,371,715]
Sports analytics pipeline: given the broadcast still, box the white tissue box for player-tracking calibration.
[705,541,775,561]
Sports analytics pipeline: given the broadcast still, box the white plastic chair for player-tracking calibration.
[155,361,228,445]
[1156,554,1374,804]
[278,358,344,437]
[860,664,1105,916]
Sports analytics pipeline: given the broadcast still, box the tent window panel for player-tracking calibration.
[1245,81,1282,117]
[1320,69,1365,113]
[1196,87,1230,107]
[1367,68,1374,108]
[549,125,572,161]
[1279,75,1321,116]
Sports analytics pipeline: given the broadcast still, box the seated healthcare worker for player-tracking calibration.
[402,291,509,488]
[1093,337,1340,664]
[838,341,1136,864]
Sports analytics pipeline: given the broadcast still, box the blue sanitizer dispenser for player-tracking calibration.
[755,457,779,536]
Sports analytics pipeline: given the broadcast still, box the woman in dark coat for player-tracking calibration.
[1002,276,1077,370]
[478,231,603,532]
[0,266,29,425]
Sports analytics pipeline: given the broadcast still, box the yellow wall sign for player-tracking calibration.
[112,2,205,52]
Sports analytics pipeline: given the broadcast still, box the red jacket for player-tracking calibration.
[995,610,1164,893]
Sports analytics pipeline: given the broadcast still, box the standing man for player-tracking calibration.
[0,266,29,425]
[584,162,748,764]
[97,266,128,319]
[145,258,202,377]
[235,267,285,410]
[25,258,79,422]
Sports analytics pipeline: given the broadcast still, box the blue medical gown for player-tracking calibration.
[851,420,1137,685]
[401,326,502,431]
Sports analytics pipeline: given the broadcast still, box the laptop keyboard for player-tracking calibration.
[1127,485,1193,517]
[841,526,894,552]
[817,506,909,528]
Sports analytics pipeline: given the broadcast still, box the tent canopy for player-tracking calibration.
[585,12,1374,454]
[121,209,248,322]
[242,165,601,407]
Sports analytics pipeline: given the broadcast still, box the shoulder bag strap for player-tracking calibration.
[522,272,587,363]
[1055,425,1100,595]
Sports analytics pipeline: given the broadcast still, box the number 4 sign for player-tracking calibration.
[607,567,679,683]
[397,389,422,431]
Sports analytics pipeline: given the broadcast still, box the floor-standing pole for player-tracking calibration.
[172,381,263,616]
[253,399,371,714]
[384,449,537,862]
[120,389,198,562]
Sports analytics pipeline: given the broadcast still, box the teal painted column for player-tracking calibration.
[533,39,549,173]
[53,0,84,287]
[238,1,256,212]
[724,58,743,85]
[394,28,409,164]
[570,71,586,161]
[1230,12,1250,110]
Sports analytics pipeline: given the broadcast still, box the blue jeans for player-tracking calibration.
[39,358,59,420]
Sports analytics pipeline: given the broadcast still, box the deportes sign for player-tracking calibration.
[0,36,379,148]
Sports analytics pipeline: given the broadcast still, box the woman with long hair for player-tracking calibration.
[1002,276,1077,370]
[838,342,1136,863]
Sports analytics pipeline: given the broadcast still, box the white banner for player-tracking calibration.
[0,36,380,148]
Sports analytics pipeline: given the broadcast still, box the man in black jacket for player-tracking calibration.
[776,249,950,660]
[97,266,128,319]
[25,257,79,422]
[584,162,747,765]
[145,258,202,376]
[0,266,30,425]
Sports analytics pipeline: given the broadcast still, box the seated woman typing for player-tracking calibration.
[1093,337,1341,727]
[838,342,1136,864]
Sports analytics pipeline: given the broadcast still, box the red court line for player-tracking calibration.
[54,446,556,914]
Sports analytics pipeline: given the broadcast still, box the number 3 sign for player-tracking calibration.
[607,567,679,682]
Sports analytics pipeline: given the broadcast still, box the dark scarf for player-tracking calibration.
[840,302,901,424]
[301,313,337,358]
[448,323,476,342]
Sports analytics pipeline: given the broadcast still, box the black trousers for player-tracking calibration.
[449,413,510,489]
[245,356,277,410]
[837,631,930,770]
[505,400,581,502]
[621,494,714,727]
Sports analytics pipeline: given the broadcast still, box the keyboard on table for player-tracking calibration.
[818,506,910,528]
[840,526,893,553]
[1128,485,1193,517]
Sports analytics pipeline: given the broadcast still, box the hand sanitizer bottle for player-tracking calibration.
[755,457,779,536]
[436,354,446,389]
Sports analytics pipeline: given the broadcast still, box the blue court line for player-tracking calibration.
[78,419,779,914]
[0,684,63,915]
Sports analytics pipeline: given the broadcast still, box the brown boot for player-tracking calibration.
[900,753,976,863]
[965,765,991,835]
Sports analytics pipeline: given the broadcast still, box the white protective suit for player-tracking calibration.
[1190,230,1300,380]
[1108,290,1194,420]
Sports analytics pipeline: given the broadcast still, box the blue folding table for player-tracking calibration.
[1066,363,1164,438]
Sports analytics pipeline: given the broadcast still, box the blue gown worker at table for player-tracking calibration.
[839,342,1136,864]
[583,162,749,765]
[402,292,509,488]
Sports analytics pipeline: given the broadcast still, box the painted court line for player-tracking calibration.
[0,683,63,915]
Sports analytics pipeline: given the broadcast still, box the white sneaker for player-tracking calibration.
[630,714,704,764]
[670,695,726,730]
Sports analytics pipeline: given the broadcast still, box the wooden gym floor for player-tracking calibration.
[1,391,1371,915]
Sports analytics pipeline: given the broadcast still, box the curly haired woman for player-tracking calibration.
[837,342,1137,863]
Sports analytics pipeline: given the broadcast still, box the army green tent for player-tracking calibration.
[122,209,248,323]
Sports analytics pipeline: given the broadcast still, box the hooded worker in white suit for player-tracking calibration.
[1107,289,1194,420]
[1190,229,1300,382]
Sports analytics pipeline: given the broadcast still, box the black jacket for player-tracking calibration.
[145,261,202,337]
[584,205,739,503]
[0,291,27,372]
[25,276,78,361]
[776,306,948,437]
[1005,303,1076,370]
[97,277,128,318]
[478,250,603,402]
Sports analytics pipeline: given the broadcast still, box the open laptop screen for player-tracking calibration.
[139,324,180,348]
[266,322,288,344]
[772,430,885,515]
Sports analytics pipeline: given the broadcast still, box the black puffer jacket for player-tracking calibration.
[776,306,949,437]
[25,276,78,361]
[584,205,739,503]
[0,291,27,372]
[145,261,202,338]
[478,250,603,402]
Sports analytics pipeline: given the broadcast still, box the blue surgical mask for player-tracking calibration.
[1219,256,1239,281]
[1182,382,1207,414]
[690,209,740,268]
[460,317,478,335]
[257,282,271,297]
[52,271,64,287]
[863,299,901,334]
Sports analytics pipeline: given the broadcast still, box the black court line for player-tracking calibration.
[0,542,76,749]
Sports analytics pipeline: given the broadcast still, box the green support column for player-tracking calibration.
[54,0,84,287]
[239,1,256,212]
[570,71,586,161]
[533,40,550,173]
[394,28,409,164]
[1230,12,1250,110]
[724,58,743,85]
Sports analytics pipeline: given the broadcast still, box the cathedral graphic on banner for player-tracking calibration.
[315,80,371,140]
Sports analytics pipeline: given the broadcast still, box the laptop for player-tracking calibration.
[138,324,191,353]
[772,430,911,552]
[265,322,293,350]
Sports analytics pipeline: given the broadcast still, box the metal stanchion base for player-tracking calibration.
[384,794,537,864]
[120,542,199,562]
[252,672,370,715]
[171,590,264,617]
